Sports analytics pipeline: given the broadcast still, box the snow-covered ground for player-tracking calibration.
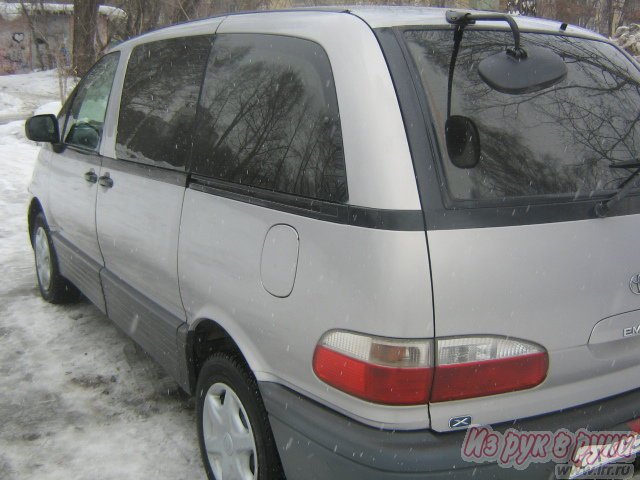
[0,70,67,122]
[0,71,204,479]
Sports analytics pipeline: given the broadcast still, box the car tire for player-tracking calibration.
[196,352,284,480]
[31,212,80,304]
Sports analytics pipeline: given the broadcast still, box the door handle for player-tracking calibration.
[84,170,98,183]
[98,173,114,188]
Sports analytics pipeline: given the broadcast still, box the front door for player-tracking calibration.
[47,52,120,311]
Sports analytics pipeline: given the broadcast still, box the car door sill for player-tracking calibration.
[51,232,106,313]
[100,269,186,387]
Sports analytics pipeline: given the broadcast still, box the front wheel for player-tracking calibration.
[196,353,283,480]
[31,212,79,304]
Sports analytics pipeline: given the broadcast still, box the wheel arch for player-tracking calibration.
[186,317,268,395]
[27,197,44,245]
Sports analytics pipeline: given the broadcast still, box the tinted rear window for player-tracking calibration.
[191,34,348,203]
[404,30,640,204]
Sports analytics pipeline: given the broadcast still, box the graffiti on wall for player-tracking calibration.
[0,30,28,74]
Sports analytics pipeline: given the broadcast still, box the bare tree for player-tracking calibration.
[19,1,46,70]
[577,0,629,37]
[19,1,71,102]
[72,0,99,76]
[508,0,537,16]
[541,0,629,36]
[173,0,204,22]
[100,0,637,43]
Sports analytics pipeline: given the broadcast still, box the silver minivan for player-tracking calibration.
[24,6,640,479]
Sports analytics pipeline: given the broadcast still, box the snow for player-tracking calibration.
[0,70,69,122]
[34,101,62,116]
[0,3,126,21]
[0,70,204,479]
[614,24,640,61]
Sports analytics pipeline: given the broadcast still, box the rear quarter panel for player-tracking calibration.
[178,12,434,429]
[179,191,434,428]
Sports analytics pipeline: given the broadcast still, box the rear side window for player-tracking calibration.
[116,36,211,170]
[192,34,348,203]
[63,52,119,151]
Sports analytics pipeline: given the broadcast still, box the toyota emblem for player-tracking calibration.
[630,274,640,295]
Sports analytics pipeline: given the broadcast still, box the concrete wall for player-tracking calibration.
[0,12,110,75]
[0,16,31,74]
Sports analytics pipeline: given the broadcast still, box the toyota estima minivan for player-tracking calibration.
[24,6,640,479]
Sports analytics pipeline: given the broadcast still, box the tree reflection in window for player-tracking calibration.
[192,34,348,203]
[116,36,211,170]
[405,30,640,202]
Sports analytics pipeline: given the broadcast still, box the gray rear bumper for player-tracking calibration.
[259,382,640,479]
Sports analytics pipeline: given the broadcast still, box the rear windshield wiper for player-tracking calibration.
[594,160,640,217]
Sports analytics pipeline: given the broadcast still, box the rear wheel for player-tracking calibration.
[31,213,79,304]
[196,353,283,480]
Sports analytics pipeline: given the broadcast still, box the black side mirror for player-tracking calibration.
[25,114,60,144]
[445,115,481,169]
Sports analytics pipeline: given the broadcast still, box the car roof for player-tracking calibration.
[345,5,604,38]
[112,5,607,52]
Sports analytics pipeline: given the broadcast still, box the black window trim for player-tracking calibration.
[189,174,424,231]
[186,34,216,174]
[375,26,640,230]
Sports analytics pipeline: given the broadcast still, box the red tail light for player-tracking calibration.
[431,336,549,402]
[313,331,548,405]
[628,418,640,433]
[431,353,549,402]
[312,332,433,405]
